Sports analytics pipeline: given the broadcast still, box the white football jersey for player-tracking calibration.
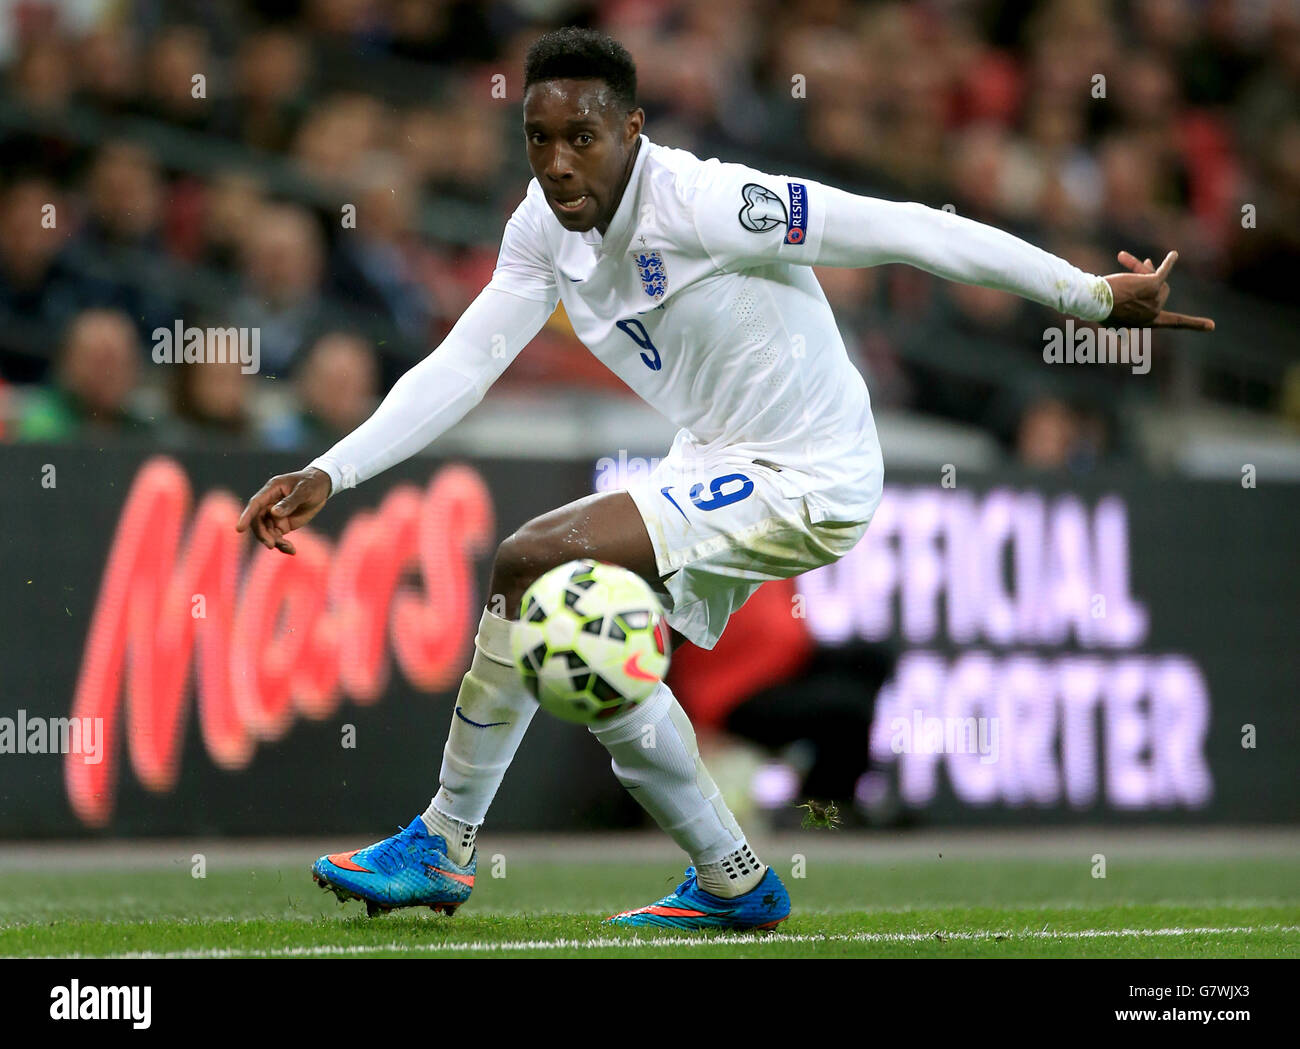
[485,134,883,524]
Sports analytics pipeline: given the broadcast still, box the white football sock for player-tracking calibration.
[695,843,765,898]
[589,681,766,898]
[421,799,478,866]
[421,607,538,862]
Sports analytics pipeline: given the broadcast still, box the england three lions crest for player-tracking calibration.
[634,250,667,300]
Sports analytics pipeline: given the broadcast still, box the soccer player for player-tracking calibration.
[236,28,1213,930]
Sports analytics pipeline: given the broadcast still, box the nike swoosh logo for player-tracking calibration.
[623,651,658,682]
[456,706,510,728]
[326,849,371,873]
[424,863,475,887]
[660,486,689,521]
[610,904,707,919]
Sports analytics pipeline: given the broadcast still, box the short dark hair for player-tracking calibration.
[524,27,637,111]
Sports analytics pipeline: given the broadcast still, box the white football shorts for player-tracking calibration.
[624,431,876,650]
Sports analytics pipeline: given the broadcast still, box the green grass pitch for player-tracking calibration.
[1,834,1296,958]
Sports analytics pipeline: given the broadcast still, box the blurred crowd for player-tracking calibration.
[0,0,1296,468]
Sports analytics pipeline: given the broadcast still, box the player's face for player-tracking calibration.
[523,79,644,233]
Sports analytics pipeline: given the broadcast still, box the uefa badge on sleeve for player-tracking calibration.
[785,182,808,244]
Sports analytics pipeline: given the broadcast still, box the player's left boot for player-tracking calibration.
[605,865,790,930]
[311,816,475,917]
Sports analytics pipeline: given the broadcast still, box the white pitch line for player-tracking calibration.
[4,898,1292,927]
[31,925,1300,960]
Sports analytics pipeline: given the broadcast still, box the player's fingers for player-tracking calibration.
[1153,311,1216,331]
[267,508,295,553]
[248,510,277,550]
[259,499,292,544]
[248,510,294,553]
[1117,250,1145,273]
[236,488,274,532]
[271,479,314,519]
[1152,250,1178,282]
[1117,251,1157,275]
[236,477,289,532]
[279,508,317,532]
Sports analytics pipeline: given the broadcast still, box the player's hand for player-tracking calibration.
[235,467,332,555]
[1103,250,1215,331]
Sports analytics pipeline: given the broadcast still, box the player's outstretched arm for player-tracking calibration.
[236,286,553,554]
[697,168,1213,330]
[808,185,1215,329]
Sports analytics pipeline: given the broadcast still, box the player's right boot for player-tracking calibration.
[311,816,475,916]
[605,865,791,930]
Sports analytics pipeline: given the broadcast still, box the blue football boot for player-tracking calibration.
[311,816,475,917]
[606,865,791,930]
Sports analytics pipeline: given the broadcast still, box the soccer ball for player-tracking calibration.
[511,559,671,724]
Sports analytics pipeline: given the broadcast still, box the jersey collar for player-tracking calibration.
[580,134,650,255]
